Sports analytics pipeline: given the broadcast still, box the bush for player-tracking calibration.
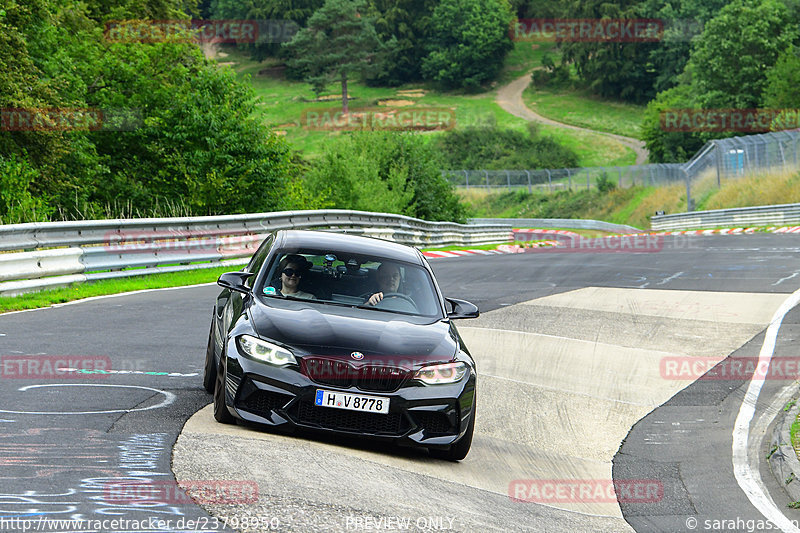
[595,172,617,193]
[437,119,578,170]
[303,132,467,222]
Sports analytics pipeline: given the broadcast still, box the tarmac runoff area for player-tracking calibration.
[172,287,787,532]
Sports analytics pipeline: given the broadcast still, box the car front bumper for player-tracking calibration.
[221,345,476,449]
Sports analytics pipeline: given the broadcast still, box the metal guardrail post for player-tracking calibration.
[586,169,590,190]
[567,169,572,189]
[684,168,693,212]
[464,170,469,190]
[506,170,511,191]
[483,169,489,190]
[546,169,551,192]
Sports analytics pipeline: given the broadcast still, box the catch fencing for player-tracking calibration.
[443,130,800,210]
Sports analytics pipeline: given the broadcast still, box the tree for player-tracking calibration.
[1,0,297,221]
[283,0,394,113]
[640,85,704,163]
[421,0,515,90]
[687,0,797,109]
[366,0,434,85]
[210,0,323,61]
[763,47,800,108]
[559,0,659,103]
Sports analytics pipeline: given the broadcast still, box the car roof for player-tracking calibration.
[276,230,424,265]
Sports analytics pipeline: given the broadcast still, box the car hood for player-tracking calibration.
[249,300,458,362]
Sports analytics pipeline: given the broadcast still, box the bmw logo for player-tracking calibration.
[350,351,364,360]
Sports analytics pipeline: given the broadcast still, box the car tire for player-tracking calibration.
[203,322,217,394]
[213,360,235,424]
[429,402,475,461]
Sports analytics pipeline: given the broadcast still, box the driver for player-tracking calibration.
[365,262,402,306]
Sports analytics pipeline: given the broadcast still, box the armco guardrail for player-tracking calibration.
[651,203,800,231]
[0,210,512,296]
[470,218,641,234]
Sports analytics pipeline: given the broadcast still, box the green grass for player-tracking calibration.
[424,242,510,252]
[219,45,637,167]
[792,412,800,456]
[0,265,241,313]
[496,41,562,85]
[523,85,646,139]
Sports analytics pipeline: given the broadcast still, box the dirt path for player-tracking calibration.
[496,73,649,165]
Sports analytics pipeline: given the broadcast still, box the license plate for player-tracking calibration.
[314,389,389,414]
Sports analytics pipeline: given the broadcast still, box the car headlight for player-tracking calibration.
[414,362,468,385]
[237,335,297,366]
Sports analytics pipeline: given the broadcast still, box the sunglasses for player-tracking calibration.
[282,268,303,277]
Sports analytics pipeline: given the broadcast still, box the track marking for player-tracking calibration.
[732,286,800,533]
[62,368,198,377]
[773,271,800,287]
[657,271,684,285]
[0,384,176,415]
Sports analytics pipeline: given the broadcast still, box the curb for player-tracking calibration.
[422,226,800,259]
[768,397,800,504]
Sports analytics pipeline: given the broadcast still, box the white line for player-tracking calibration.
[62,367,199,377]
[0,384,176,415]
[773,271,800,287]
[732,286,800,533]
[657,271,684,285]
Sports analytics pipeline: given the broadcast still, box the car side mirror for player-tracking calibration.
[445,298,479,319]
[217,271,253,294]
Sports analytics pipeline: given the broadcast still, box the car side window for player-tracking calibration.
[245,235,274,288]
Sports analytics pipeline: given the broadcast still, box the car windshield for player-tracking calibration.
[257,249,442,318]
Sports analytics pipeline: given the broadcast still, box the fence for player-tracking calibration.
[443,130,800,210]
[0,210,512,296]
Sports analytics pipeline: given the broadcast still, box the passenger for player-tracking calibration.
[278,255,316,299]
[365,262,402,306]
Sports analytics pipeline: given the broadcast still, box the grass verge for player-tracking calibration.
[222,45,637,167]
[0,266,240,314]
[522,85,645,139]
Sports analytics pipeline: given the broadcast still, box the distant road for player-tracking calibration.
[496,72,649,165]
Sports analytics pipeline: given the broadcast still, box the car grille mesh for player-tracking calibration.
[239,390,293,416]
[302,357,410,392]
[413,411,455,434]
[297,401,406,435]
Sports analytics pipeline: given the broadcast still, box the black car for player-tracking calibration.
[203,230,479,460]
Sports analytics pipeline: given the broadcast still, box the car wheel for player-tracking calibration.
[213,360,235,424]
[203,322,217,394]
[429,403,475,461]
